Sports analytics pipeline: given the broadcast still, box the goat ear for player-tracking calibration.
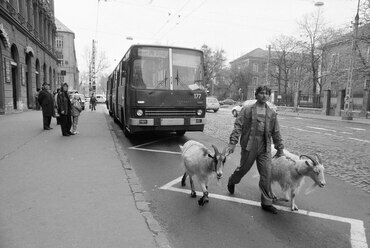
[208,154,214,159]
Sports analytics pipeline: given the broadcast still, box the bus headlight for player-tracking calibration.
[196,109,203,116]
[136,109,144,117]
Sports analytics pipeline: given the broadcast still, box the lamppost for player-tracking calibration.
[342,0,361,120]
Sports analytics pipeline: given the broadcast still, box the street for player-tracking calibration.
[0,106,369,248]
[109,106,370,248]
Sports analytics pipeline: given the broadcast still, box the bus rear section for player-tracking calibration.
[120,45,206,136]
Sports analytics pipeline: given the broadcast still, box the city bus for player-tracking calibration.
[106,45,206,137]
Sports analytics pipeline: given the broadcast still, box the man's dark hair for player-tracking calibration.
[255,85,271,97]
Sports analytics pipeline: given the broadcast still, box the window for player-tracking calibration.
[252,77,258,85]
[253,63,258,72]
[57,53,63,66]
[330,53,338,70]
[56,36,63,48]
[367,47,370,63]
[58,75,64,83]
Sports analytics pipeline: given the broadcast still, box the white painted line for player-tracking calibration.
[292,127,321,134]
[129,147,181,155]
[306,126,337,132]
[341,131,353,135]
[348,138,370,143]
[323,133,344,138]
[130,137,174,149]
[160,177,368,248]
[347,127,366,131]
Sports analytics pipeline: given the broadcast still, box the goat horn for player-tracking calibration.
[212,145,219,154]
[299,155,318,166]
[314,153,322,164]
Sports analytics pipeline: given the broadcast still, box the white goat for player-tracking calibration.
[180,140,229,206]
[271,148,326,211]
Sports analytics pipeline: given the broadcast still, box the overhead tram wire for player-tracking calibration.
[151,0,192,39]
[157,0,207,40]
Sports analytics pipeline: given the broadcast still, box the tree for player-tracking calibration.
[200,44,227,96]
[269,35,302,106]
[80,45,111,94]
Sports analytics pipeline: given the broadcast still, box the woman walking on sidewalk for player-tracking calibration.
[90,93,97,111]
[71,94,82,134]
[57,83,74,136]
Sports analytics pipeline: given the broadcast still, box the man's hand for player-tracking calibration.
[226,144,236,155]
[274,149,285,158]
[61,110,65,114]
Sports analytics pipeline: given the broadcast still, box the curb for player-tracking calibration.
[106,115,171,248]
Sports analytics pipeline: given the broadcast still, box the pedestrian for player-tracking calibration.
[34,88,41,110]
[226,85,285,214]
[71,94,82,134]
[37,83,54,130]
[90,93,97,111]
[53,88,61,125]
[57,83,74,136]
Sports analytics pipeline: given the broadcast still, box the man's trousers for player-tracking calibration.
[228,136,274,205]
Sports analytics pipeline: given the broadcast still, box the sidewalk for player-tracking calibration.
[277,110,370,126]
[0,106,168,248]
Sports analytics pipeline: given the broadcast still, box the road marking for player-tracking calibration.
[306,126,337,132]
[160,177,368,248]
[347,127,366,131]
[348,137,370,143]
[323,133,344,138]
[130,137,174,149]
[129,147,181,154]
[341,131,353,134]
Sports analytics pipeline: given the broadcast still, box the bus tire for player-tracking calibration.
[176,130,186,136]
[124,126,133,138]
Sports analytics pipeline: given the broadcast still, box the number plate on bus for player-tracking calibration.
[161,118,184,126]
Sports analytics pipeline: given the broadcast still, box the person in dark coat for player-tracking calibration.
[37,83,54,130]
[57,83,74,136]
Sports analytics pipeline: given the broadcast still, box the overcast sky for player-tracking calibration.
[55,0,359,73]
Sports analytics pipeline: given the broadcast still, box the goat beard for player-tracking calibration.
[304,183,318,195]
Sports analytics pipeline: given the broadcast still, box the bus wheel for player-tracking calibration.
[176,130,186,136]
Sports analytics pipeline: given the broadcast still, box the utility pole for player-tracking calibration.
[342,0,360,120]
[89,39,97,95]
[266,45,271,86]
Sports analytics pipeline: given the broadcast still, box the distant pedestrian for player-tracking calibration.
[37,83,54,130]
[226,85,285,214]
[53,88,61,125]
[57,83,74,136]
[90,93,97,111]
[34,88,41,110]
[71,94,82,134]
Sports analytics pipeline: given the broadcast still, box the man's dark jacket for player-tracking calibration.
[37,89,54,117]
[57,91,71,115]
[229,103,284,153]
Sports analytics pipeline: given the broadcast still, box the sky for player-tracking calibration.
[54,0,360,75]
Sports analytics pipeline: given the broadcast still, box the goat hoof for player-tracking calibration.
[198,196,209,206]
[181,181,186,187]
[190,191,196,198]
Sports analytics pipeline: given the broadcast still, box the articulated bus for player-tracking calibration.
[106,45,206,137]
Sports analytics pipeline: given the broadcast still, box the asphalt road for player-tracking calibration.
[107,108,370,248]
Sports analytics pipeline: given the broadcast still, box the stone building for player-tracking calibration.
[230,48,310,105]
[0,0,57,114]
[320,23,370,117]
[55,18,78,91]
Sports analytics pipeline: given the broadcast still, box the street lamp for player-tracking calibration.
[342,0,361,120]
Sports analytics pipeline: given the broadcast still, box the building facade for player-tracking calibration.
[320,23,370,116]
[55,18,78,91]
[0,0,57,114]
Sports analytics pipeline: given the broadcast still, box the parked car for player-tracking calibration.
[219,98,236,105]
[206,96,220,112]
[95,94,106,103]
[70,93,85,110]
[231,100,277,117]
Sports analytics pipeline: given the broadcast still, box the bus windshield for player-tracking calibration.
[132,47,204,90]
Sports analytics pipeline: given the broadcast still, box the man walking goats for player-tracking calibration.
[226,85,285,214]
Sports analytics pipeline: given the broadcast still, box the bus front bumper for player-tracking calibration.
[129,117,206,126]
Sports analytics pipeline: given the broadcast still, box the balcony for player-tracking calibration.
[27,21,33,32]
[17,13,25,24]
[6,2,16,16]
